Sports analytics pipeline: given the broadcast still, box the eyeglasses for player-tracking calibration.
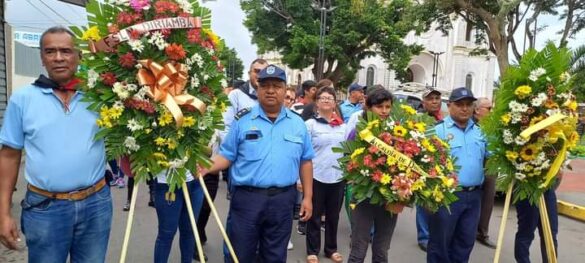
[318,97,335,102]
[252,68,263,74]
[285,96,295,101]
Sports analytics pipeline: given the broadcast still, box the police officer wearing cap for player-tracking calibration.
[427,87,489,263]
[202,64,315,263]
[416,88,443,252]
[339,83,365,123]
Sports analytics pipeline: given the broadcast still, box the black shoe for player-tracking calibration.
[123,201,130,211]
[296,222,306,235]
[418,243,427,252]
[148,200,155,207]
[477,237,497,249]
[293,204,300,220]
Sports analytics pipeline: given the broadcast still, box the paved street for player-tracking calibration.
[2,160,585,263]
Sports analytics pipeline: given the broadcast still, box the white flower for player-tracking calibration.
[504,137,514,144]
[359,169,369,177]
[515,136,529,146]
[220,79,228,88]
[110,0,129,6]
[530,93,548,107]
[546,109,560,116]
[128,39,145,53]
[510,112,523,124]
[113,100,125,110]
[133,86,149,101]
[126,83,138,92]
[556,92,570,100]
[135,63,143,69]
[508,101,529,113]
[409,130,425,140]
[190,75,200,88]
[152,121,158,127]
[103,57,110,61]
[89,56,95,60]
[112,82,130,100]
[124,136,140,152]
[560,72,571,82]
[87,69,99,88]
[169,156,189,169]
[203,74,210,81]
[126,119,144,132]
[515,162,526,171]
[528,67,546,81]
[515,173,526,180]
[177,0,193,13]
[148,31,167,50]
[421,155,431,163]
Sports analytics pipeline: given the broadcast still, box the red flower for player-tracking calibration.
[363,155,376,168]
[368,145,378,154]
[119,52,136,68]
[187,28,202,44]
[165,44,186,60]
[402,140,421,157]
[372,171,383,182]
[125,99,155,114]
[108,24,119,34]
[379,132,393,144]
[100,72,117,86]
[347,161,358,172]
[128,29,142,40]
[117,12,134,26]
[375,156,386,166]
[200,86,213,97]
[180,104,197,112]
[154,1,179,15]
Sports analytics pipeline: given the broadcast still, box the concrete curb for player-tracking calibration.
[558,200,585,222]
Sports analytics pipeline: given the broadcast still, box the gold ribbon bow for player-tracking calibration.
[137,59,206,127]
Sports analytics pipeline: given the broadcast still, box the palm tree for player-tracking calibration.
[571,45,585,101]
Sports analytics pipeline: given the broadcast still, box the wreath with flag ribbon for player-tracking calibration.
[334,104,459,213]
[72,0,229,193]
[482,43,579,205]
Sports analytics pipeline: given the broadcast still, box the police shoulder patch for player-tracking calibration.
[235,107,251,120]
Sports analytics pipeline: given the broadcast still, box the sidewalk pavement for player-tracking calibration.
[556,159,585,221]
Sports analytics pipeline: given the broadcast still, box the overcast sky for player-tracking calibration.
[5,0,584,79]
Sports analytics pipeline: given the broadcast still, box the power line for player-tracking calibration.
[38,0,75,25]
[24,0,59,25]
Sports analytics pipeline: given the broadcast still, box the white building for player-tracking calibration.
[261,18,497,99]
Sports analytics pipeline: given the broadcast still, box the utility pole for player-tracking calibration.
[312,0,335,80]
[429,50,444,88]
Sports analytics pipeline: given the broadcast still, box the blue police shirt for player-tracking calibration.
[339,100,363,123]
[219,105,315,188]
[434,116,487,187]
[0,85,106,192]
[221,83,258,141]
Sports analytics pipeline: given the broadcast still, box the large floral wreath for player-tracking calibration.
[482,43,579,204]
[334,104,459,213]
[72,0,229,193]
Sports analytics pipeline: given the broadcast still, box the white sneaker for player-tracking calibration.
[287,240,294,250]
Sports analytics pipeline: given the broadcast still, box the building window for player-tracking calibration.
[366,66,375,86]
[465,73,473,89]
[465,22,473,42]
[406,68,414,82]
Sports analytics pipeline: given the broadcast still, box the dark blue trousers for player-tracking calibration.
[514,189,558,263]
[427,189,482,263]
[225,186,296,263]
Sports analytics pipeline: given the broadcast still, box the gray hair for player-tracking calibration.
[39,26,75,50]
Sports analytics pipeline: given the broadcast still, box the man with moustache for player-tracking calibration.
[202,65,315,263]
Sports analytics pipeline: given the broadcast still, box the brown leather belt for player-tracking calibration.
[27,178,107,201]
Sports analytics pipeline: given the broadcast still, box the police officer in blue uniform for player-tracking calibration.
[427,87,489,263]
[202,64,315,263]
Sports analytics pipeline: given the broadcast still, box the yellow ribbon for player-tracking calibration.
[518,113,568,189]
[359,128,431,178]
[137,59,206,127]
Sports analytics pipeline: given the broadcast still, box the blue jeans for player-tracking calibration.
[21,185,113,263]
[154,181,204,263]
[416,205,430,245]
[514,189,558,263]
[427,189,482,263]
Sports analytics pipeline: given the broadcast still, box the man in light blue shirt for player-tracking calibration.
[339,83,365,123]
[0,27,111,263]
[202,65,315,263]
[427,87,488,263]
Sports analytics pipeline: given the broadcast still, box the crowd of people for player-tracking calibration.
[0,26,563,263]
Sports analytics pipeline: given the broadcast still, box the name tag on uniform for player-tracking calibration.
[244,130,263,140]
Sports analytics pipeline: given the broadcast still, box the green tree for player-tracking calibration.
[218,45,244,86]
[418,0,584,75]
[240,0,425,87]
[571,45,585,101]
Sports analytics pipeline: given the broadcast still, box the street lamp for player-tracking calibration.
[312,1,336,80]
[429,50,444,88]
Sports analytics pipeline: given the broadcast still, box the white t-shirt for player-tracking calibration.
[156,170,195,184]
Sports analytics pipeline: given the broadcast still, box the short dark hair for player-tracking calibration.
[40,26,75,50]
[302,80,317,92]
[365,87,393,108]
[249,58,268,69]
[316,79,334,89]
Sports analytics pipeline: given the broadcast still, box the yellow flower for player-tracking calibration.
[567,100,577,111]
[81,26,101,41]
[421,139,436,153]
[158,111,173,127]
[349,203,356,210]
[435,165,444,176]
[351,147,365,160]
[432,186,444,202]
[109,107,123,119]
[501,114,511,125]
[514,85,532,99]
[380,174,391,185]
[379,187,389,195]
[153,152,167,159]
[157,160,170,168]
[182,116,196,127]
[524,165,534,171]
[155,137,166,146]
[506,151,519,161]
[414,122,426,133]
[406,120,415,129]
[529,116,544,126]
[204,29,220,47]
[144,128,152,134]
[386,155,397,166]
[568,131,580,148]
[441,176,455,188]
[166,139,177,150]
[411,180,424,191]
[544,100,558,109]
[400,104,417,115]
[393,125,407,137]
[520,144,539,161]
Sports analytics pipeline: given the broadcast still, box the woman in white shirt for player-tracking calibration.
[304,87,346,263]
